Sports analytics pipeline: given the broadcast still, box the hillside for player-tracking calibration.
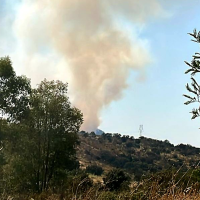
[77,132,200,180]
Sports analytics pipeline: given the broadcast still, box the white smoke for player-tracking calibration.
[9,0,167,131]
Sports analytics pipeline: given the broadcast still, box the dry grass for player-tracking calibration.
[3,164,200,200]
[4,183,200,200]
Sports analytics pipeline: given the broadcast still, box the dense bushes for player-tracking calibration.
[78,131,200,181]
[103,169,131,191]
[86,165,104,176]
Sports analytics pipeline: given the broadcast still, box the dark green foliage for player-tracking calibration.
[184,29,200,120]
[2,79,83,192]
[103,169,131,191]
[78,133,200,181]
[0,58,83,194]
[81,131,89,137]
[89,132,96,137]
[175,143,200,155]
[0,56,31,122]
[126,142,134,148]
[21,79,83,192]
[105,133,113,142]
[124,162,135,170]
[121,135,129,143]
[113,157,130,168]
[99,150,131,168]
[86,165,104,176]
[191,169,200,182]
[0,56,14,78]
[100,150,116,163]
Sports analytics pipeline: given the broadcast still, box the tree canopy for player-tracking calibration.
[0,56,31,122]
[0,57,83,193]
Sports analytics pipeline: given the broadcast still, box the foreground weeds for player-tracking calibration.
[3,183,200,200]
[3,165,200,200]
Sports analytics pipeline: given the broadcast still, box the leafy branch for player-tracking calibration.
[184,29,200,120]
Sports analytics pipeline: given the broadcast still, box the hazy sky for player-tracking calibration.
[1,1,200,147]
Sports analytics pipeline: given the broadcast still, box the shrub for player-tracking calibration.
[64,170,93,198]
[126,142,134,148]
[103,169,130,191]
[86,165,104,176]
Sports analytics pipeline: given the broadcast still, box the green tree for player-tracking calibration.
[0,56,31,122]
[5,79,83,192]
[28,79,83,192]
[0,57,31,193]
[0,58,83,193]
[184,29,200,120]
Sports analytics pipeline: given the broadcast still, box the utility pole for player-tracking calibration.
[139,125,143,137]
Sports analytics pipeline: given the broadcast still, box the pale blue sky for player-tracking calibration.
[1,1,200,147]
[100,1,200,146]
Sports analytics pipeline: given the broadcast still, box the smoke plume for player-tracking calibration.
[11,0,166,131]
